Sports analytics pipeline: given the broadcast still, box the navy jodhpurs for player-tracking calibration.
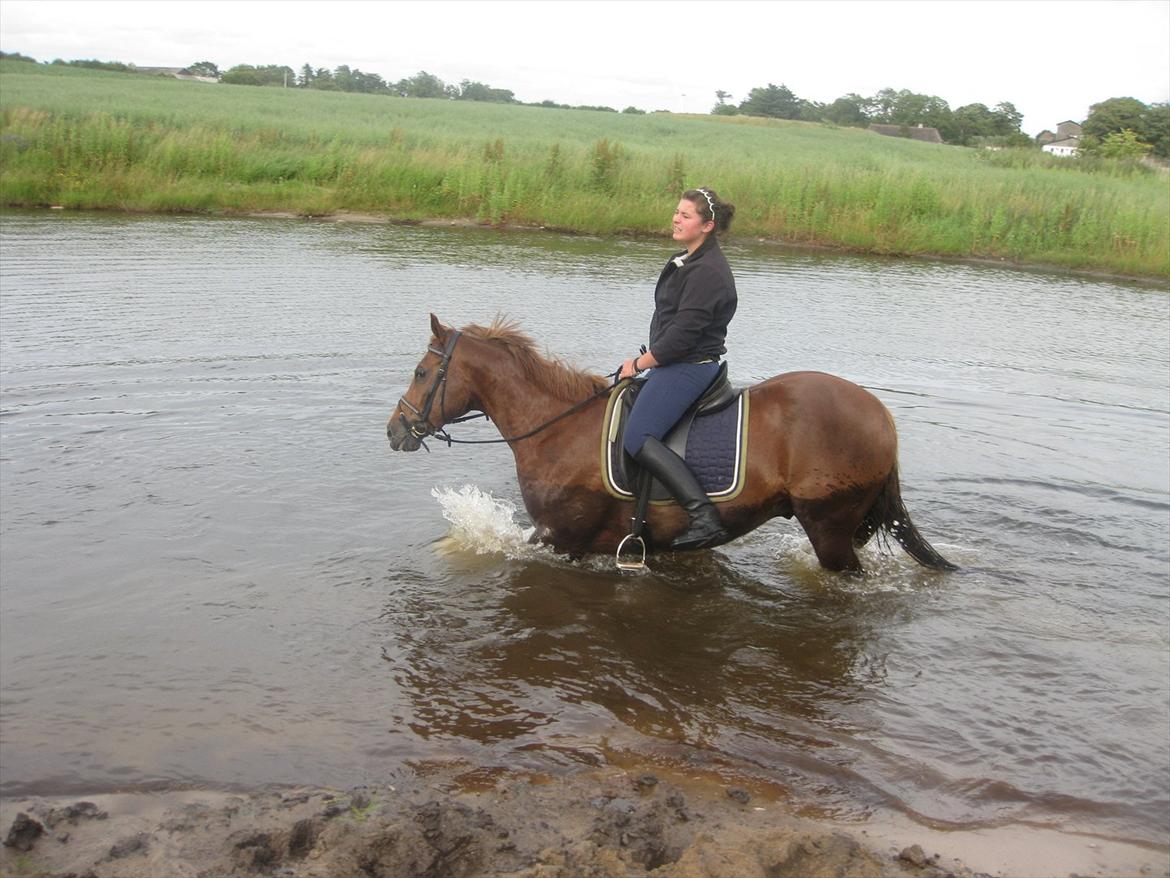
[622,361,721,458]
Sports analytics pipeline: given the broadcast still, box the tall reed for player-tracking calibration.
[2,61,1166,278]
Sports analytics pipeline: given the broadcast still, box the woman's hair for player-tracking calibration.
[683,187,736,234]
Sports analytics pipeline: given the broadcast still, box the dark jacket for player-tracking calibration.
[648,236,737,365]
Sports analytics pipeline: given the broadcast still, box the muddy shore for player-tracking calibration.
[3,764,1166,878]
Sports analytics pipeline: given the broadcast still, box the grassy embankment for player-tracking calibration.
[1,60,1167,278]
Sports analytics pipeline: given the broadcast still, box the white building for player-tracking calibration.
[1042,138,1081,157]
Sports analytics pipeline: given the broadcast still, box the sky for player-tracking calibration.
[2,0,1167,135]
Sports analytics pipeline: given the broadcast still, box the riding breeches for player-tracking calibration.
[622,360,721,457]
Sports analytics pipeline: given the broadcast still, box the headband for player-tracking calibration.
[696,188,716,224]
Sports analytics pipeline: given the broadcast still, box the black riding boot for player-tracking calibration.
[635,436,729,550]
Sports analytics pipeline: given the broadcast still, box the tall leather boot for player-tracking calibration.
[635,436,729,550]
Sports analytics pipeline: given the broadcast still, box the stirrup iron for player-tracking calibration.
[615,533,647,571]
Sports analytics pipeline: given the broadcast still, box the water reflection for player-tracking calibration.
[377,550,903,781]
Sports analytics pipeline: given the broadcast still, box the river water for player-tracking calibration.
[1,211,1167,850]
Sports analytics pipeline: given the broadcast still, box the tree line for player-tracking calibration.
[716,82,1169,157]
[714,83,1028,147]
[213,62,647,112]
[218,62,521,104]
[3,51,1166,156]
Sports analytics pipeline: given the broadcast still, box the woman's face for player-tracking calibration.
[671,198,713,250]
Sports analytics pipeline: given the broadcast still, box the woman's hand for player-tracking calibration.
[618,350,659,380]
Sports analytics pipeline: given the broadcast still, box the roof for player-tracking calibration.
[867,124,942,144]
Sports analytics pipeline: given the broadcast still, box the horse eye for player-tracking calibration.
[414,367,427,381]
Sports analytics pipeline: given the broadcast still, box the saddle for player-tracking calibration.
[602,362,749,503]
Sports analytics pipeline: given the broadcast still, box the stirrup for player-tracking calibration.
[615,533,647,570]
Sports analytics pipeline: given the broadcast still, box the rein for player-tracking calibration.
[397,330,620,451]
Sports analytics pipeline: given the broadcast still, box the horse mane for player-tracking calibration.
[461,317,608,401]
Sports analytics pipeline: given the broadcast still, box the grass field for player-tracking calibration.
[2,60,1167,278]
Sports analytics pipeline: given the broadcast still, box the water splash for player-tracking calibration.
[431,485,536,556]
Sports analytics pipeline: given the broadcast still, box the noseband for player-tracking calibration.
[397,330,463,445]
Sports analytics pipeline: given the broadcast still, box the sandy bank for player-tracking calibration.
[3,764,1165,878]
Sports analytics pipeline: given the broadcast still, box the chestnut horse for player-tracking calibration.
[387,315,956,573]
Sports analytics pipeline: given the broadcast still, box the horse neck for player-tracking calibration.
[461,340,600,450]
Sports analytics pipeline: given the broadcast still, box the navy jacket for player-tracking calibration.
[648,236,737,365]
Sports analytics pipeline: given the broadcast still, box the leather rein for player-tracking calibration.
[396,330,620,451]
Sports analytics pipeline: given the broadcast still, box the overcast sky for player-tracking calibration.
[2,0,1167,134]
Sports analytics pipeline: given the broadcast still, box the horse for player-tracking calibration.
[387,314,956,573]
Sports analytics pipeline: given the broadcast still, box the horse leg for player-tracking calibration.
[792,495,868,573]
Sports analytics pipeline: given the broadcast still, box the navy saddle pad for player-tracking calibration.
[601,366,749,502]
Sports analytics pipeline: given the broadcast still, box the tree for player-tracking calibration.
[992,102,1023,135]
[394,70,448,98]
[456,80,516,103]
[1140,102,1170,159]
[822,93,868,127]
[313,67,336,90]
[55,58,131,72]
[951,103,997,144]
[186,61,219,78]
[0,51,38,63]
[349,69,388,94]
[865,88,900,121]
[738,83,805,119]
[298,64,313,88]
[220,64,294,86]
[1083,97,1148,141]
[862,88,955,139]
[334,64,355,92]
[712,90,736,114]
[1095,129,1152,160]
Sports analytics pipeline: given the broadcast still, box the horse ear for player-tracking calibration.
[429,313,451,342]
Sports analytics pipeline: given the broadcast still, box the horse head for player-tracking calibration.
[387,314,478,451]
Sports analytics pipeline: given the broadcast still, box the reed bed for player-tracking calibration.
[2,61,1167,278]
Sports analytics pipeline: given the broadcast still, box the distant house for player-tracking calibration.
[133,65,218,83]
[868,123,943,144]
[1038,120,1084,157]
[1042,138,1081,157]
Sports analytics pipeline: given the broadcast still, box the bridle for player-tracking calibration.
[395,330,620,451]
[396,330,470,448]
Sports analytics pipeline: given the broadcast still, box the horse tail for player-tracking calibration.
[856,462,958,571]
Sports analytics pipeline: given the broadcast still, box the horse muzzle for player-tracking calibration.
[387,412,425,452]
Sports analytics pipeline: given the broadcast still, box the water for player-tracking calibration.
[1,211,1167,849]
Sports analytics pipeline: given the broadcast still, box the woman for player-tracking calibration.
[618,187,737,550]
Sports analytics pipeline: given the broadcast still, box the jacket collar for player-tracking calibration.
[670,235,719,268]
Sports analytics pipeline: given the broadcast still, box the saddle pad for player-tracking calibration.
[601,385,749,502]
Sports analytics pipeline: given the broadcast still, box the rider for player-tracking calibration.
[618,187,737,550]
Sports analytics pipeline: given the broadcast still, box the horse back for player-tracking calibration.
[746,371,897,498]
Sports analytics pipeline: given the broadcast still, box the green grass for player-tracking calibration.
[2,60,1168,278]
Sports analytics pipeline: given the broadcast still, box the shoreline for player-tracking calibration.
[9,204,1167,288]
[3,764,1166,878]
